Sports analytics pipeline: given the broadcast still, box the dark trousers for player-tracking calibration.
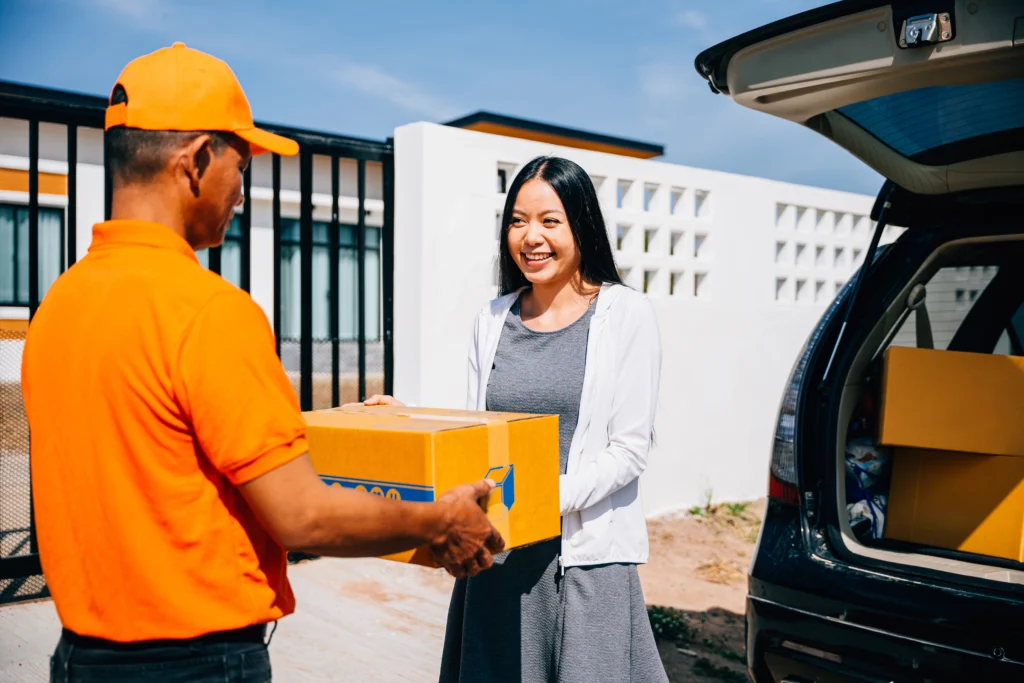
[50,625,274,683]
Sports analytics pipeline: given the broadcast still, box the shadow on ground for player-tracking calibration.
[649,605,747,683]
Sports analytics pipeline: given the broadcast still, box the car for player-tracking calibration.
[694,1,1024,681]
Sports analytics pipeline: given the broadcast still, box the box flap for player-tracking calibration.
[304,405,550,433]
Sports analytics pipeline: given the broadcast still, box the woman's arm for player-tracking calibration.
[559,298,662,515]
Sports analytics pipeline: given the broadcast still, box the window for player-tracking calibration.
[775,277,789,301]
[694,233,708,259]
[694,190,710,218]
[694,271,708,298]
[643,184,658,212]
[852,248,863,265]
[815,245,826,267]
[0,203,64,306]
[815,280,827,302]
[796,278,809,302]
[497,162,517,194]
[775,203,789,229]
[196,217,244,288]
[279,220,381,343]
[795,242,807,267]
[616,224,631,252]
[617,180,633,209]
[888,264,1001,351]
[835,212,850,234]
[617,267,632,284]
[644,228,658,253]
[670,271,684,296]
[670,231,685,256]
[815,210,833,233]
[495,211,503,240]
[796,206,810,232]
[837,79,1024,165]
[776,241,787,264]
[834,246,846,268]
[670,187,684,215]
[643,269,657,294]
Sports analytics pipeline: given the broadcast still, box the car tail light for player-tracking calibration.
[768,345,810,506]
[768,277,849,506]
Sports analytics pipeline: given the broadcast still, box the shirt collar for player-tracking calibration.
[90,220,199,263]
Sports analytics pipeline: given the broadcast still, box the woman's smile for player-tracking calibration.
[522,251,553,266]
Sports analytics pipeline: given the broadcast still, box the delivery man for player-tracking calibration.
[21,43,503,683]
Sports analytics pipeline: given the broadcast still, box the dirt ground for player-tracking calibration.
[640,499,765,683]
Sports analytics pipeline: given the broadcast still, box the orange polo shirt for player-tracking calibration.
[21,220,307,642]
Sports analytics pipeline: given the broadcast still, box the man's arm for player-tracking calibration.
[176,291,503,577]
[240,454,504,577]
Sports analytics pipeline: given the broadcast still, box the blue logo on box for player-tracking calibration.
[320,475,435,502]
[485,464,515,510]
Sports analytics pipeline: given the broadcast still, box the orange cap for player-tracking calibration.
[104,42,298,157]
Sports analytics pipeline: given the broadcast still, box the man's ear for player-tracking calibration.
[178,134,214,197]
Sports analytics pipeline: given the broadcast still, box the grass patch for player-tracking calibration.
[647,605,695,644]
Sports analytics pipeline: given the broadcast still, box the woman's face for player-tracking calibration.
[507,178,579,288]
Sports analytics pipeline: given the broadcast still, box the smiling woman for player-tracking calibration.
[439,157,667,682]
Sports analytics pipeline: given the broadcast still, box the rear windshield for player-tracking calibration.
[837,78,1024,166]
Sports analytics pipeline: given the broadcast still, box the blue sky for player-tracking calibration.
[0,0,884,195]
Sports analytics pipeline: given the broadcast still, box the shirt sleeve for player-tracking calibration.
[176,290,308,485]
[559,296,662,514]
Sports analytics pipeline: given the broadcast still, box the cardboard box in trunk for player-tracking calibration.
[879,346,1024,561]
[303,405,561,566]
[879,346,1024,457]
[885,448,1024,562]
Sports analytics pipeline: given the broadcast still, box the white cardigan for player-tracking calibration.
[467,283,662,568]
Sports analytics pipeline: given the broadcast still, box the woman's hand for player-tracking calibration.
[343,394,406,408]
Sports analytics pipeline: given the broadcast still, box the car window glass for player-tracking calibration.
[888,266,999,351]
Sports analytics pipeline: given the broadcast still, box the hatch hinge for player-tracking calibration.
[899,12,953,48]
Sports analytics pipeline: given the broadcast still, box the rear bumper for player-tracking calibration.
[747,594,1024,683]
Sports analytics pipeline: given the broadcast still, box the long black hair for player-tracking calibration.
[498,156,622,296]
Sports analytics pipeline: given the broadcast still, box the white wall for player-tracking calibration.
[393,122,899,515]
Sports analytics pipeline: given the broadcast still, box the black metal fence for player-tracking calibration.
[0,81,394,603]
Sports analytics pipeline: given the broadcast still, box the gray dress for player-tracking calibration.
[439,298,667,683]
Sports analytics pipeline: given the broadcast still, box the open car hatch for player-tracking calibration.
[694,1,1024,196]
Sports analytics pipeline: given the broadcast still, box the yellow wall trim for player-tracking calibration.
[0,168,68,196]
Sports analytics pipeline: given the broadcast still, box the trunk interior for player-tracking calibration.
[834,233,1024,586]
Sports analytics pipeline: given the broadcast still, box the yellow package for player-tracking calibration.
[885,447,1024,562]
[879,346,1024,457]
[303,405,561,566]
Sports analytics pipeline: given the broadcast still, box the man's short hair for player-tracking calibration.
[106,84,235,185]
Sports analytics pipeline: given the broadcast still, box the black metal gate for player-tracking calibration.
[0,81,394,604]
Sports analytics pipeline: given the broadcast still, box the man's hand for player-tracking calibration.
[431,480,505,578]
[240,455,505,567]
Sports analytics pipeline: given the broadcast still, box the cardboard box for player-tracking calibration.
[879,346,1024,457]
[885,448,1024,562]
[303,405,561,565]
